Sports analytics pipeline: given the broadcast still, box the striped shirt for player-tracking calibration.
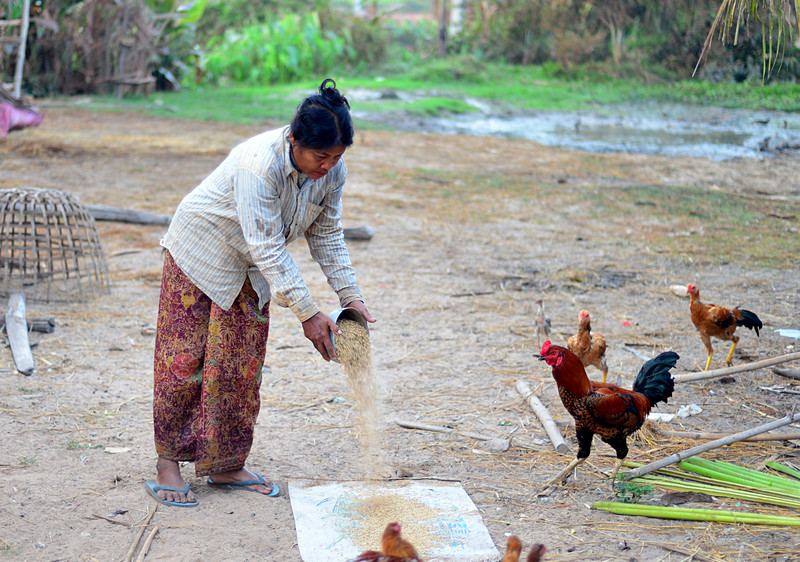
[161,125,362,321]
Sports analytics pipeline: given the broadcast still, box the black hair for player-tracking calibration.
[289,78,354,150]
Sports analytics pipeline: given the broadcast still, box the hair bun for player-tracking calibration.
[319,78,349,109]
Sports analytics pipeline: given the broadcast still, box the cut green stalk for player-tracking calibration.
[593,502,800,526]
[766,461,800,481]
[632,475,800,509]
[680,458,800,492]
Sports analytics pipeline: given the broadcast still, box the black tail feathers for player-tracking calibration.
[735,308,762,336]
[632,351,679,407]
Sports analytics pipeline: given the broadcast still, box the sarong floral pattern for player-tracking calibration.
[153,251,270,476]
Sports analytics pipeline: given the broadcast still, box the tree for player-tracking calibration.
[697,0,800,77]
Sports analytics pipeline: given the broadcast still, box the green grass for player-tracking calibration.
[63,61,800,125]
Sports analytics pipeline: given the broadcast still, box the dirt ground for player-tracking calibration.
[1,104,800,562]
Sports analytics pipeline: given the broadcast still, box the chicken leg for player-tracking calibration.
[724,336,740,367]
[537,457,586,496]
[700,333,714,371]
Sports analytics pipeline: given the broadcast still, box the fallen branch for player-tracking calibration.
[515,380,569,454]
[660,430,800,442]
[396,420,517,450]
[672,351,800,383]
[623,412,800,480]
[123,505,157,562]
[135,525,159,562]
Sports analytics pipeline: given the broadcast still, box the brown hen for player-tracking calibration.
[348,521,422,561]
[687,283,762,371]
[567,310,608,382]
[501,535,523,562]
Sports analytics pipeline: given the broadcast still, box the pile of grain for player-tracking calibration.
[335,490,440,553]
[335,317,387,481]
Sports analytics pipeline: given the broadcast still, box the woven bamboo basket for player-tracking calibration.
[0,187,110,302]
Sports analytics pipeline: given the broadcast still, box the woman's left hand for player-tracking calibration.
[345,300,376,323]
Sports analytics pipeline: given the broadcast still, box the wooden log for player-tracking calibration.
[86,203,374,242]
[0,315,55,334]
[622,412,800,480]
[86,204,172,226]
[773,367,800,381]
[5,291,34,375]
[515,380,570,454]
[672,351,800,383]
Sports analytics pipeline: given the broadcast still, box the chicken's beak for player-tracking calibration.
[536,354,546,361]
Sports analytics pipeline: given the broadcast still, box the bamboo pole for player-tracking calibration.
[672,352,800,383]
[660,430,800,442]
[12,0,30,98]
[515,380,570,454]
[622,412,800,480]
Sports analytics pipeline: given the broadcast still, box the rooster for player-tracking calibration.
[567,310,609,383]
[538,341,678,487]
[348,521,422,562]
[686,283,762,371]
[501,535,523,562]
[501,536,546,562]
[527,544,547,562]
[533,299,551,347]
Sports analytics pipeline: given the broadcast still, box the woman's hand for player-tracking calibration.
[302,312,340,361]
[344,300,376,324]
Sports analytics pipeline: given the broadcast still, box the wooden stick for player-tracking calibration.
[515,380,570,454]
[660,430,800,442]
[123,505,157,562]
[135,525,159,562]
[672,351,800,383]
[396,419,498,442]
[622,412,800,480]
[395,420,538,450]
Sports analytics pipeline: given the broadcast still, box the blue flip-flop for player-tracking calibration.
[207,472,280,497]
[145,479,199,507]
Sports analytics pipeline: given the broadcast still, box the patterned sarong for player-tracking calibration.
[153,250,270,476]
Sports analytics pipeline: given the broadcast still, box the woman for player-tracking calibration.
[146,78,375,507]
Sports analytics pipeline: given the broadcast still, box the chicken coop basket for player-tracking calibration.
[0,187,111,302]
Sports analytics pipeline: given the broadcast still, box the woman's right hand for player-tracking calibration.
[302,312,340,362]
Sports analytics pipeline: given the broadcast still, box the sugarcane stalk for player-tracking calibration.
[593,502,800,526]
[766,461,800,480]
[633,475,800,509]
[681,458,800,492]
